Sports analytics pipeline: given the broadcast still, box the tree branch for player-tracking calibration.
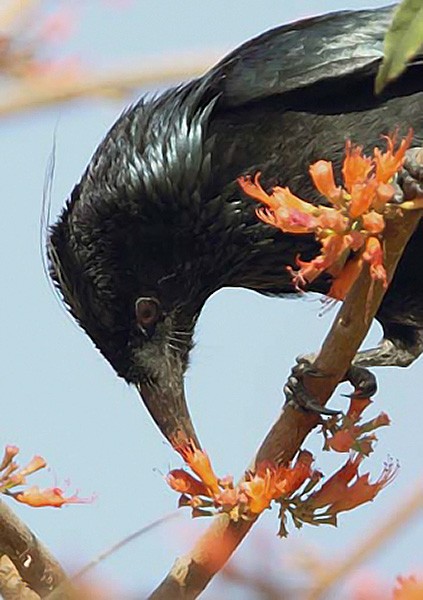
[0,499,73,598]
[148,197,423,598]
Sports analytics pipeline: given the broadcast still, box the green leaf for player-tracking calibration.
[375,0,423,94]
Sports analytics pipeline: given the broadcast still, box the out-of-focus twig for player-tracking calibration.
[221,563,288,600]
[73,510,180,580]
[148,178,423,597]
[0,53,222,118]
[306,484,423,600]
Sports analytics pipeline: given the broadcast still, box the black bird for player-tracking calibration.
[49,5,423,448]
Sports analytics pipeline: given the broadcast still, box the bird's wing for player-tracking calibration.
[201,5,419,108]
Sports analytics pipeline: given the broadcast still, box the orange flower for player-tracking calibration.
[330,460,398,513]
[241,472,275,514]
[20,455,47,477]
[309,160,341,204]
[307,455,397,514]
[394,576,423,599]
[12,486,93,508]
[0,446,19,471]
[363,236,387,287]
[328,255,363,301]
[166,469,209,496]
[325,429,358,453]
[214,487,247,510]
[177,441,220,495]
[307,454,363,509]
[347,397,373,421]
[242,452,314,515]
[342,141,373,192]
[240,132,412,303]
[274,450,314,496]
[349,179,378,218]
[238,174,319,234]
[374,181,396,210]
[374,129,413,184]
[361,211,385,234]
[317,208,348,233]
[291,233,354,290]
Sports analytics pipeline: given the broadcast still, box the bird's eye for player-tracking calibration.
[135,297,161,331]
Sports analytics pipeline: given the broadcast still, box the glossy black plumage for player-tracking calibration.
[49,5,423,446]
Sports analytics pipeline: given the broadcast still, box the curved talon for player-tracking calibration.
[344,365,377,399]
[284,356,341,416]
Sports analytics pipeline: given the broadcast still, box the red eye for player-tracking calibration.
[135,297,161,330]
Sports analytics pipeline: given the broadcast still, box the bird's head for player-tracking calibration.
[48,87,221,448]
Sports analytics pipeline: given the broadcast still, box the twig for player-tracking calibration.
[306,484,423,599]
[72,510,180,580]
[148,202,423,597]
[0,498,74,598]
[0,53,222,118]
[44,510,180,600]
[221,563,288,600]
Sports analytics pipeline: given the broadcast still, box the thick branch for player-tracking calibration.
[0,499,73,598]
[149,205,423,599]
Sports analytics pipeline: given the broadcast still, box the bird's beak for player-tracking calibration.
[137,382,201,449]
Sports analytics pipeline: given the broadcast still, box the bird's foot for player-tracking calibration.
[284,355,377,415]
[283,355,340,416]
[391,148,423,204]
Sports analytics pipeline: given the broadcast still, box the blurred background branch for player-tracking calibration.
[0,0,221,116]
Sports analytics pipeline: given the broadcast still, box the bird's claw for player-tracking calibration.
[341,364,377,399]
[284,357,377,414]
[391,148,423,204]
[284,355,341,416]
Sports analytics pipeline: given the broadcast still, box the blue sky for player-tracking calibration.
[1,1,422,597]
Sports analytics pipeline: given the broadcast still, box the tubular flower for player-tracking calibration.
[363,236,387,288]
[309,160,341,204]
[374,129,414,183]
[176,440,220,495]
[305,455,397,516]
[166,469,209,496]
[238,174,319,234]
[11,486,93,508]
[342,141,373,192]
[324,395,390,455]
[242,452,314,515]
[239,131,413,300]
[307,454,364,509]
[329,459,398,514]
[0,446,19,471]
[167,446,315,520]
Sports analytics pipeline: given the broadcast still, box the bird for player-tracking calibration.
[48,5,423,449]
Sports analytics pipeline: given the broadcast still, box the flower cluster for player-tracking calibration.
[0,445,92,508]
[238,131,413,303]
[166,431,397,536]
[283,454,398,537]
[166,441,314,521]
[322,396,391,455]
